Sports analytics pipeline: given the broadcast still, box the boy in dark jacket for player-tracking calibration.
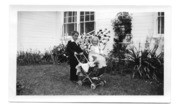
[66,31,83,83]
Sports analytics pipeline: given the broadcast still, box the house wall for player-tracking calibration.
[95,11,117,53]
[18,11,62,52]
[95,11,160,52]
[131,12,156,50]
[131,12,164,55]
[17,11,161,54]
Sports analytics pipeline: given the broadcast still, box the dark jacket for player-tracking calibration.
[66,40,83,66]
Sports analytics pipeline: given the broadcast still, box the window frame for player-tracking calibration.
[63,11,77,36]
[63,11,95,36]
[157,12,164,35]
[80,11,95,35]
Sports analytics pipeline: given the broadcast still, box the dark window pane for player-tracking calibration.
[64,12,68,17]
[85,12,89,15]
[85,15,89,21]
[80,23,84,34]
[73,17,76,22]
[72,17,74,22]
[161,17,164,34]
[67,23,77,35]
[158,17,160,34]
[68,17,71,22]
[64,17,66,23]
[85,22,94,33]
[69,12,72,16]
[162,12,164,16]
[67,24,73,35]
[80,16,84,22]
[73,12,77,16]
[90,12,94,15]
[90,14,94,21]
[158,12,160,16]
[80,12,84,16]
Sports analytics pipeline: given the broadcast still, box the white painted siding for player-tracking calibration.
[95,11,160,52]
[17,11,160,53]
[131,12,155,49]
[18,11,62,52]
[95,11,118,52]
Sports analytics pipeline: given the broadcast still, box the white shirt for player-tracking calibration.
[90,45,103,55]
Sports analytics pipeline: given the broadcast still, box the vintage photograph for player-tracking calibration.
[12,6,168,98]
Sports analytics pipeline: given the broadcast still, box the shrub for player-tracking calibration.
[107,12,132,74]
[105,54,120,74]
[125,42,164,83]
[17,44,68,65]
[41,51,53,64]
[51,44,68,64]
[17,50,43,65]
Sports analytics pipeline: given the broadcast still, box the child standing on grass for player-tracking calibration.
[66,31,83,84]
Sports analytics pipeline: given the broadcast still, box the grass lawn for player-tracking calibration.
[17,63,163,95]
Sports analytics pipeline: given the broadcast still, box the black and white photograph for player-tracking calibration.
[9,5,171,102]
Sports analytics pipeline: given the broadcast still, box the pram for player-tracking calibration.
[74,52,106,89]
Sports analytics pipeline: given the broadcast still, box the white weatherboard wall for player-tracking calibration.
[95,11,118,52]
[17,11,159,53]
[96,11,158,52]
[18,11,62,52]
[131,12,155,50]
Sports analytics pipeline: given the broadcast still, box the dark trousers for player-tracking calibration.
[69,57,78,81]
[70,64,78,81]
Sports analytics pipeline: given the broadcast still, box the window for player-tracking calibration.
[80,11,95,34]
[63,12,77,36]
[63,11,95,35]
[157,12,164,34]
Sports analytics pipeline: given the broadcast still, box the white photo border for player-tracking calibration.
[9,5,171,103]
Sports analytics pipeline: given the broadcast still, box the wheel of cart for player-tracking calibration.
[77,80,83,86]
[91,83,96,89]
[74,52,107,90]
[99,80,106,86]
